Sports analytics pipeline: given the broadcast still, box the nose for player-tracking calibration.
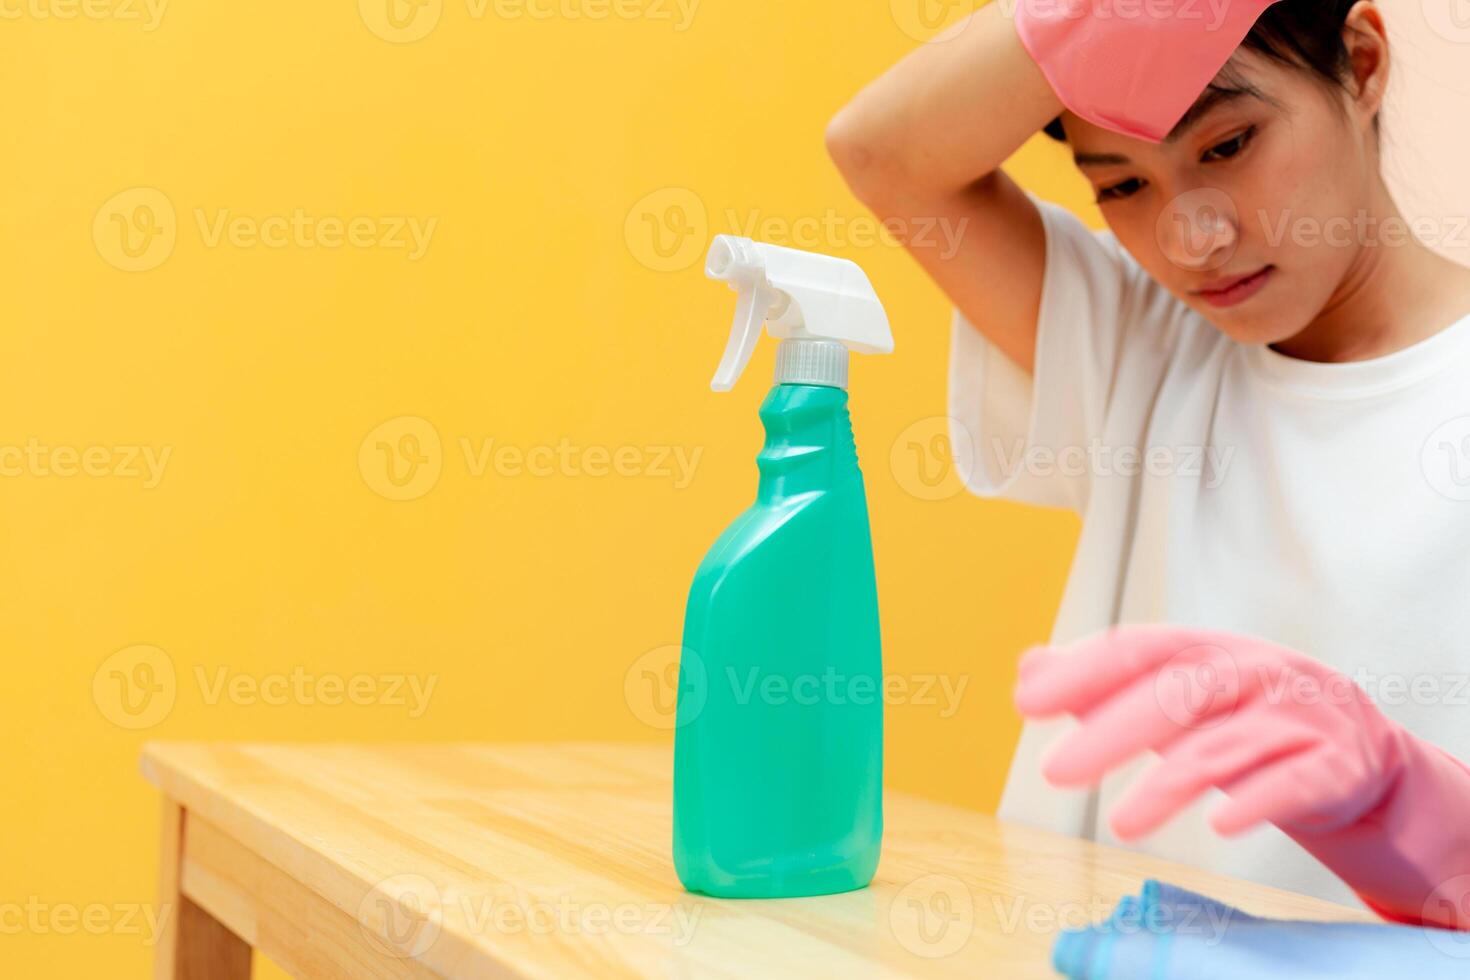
[1155,188,1240,273]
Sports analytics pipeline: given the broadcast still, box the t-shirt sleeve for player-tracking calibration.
[947,196,1191,512]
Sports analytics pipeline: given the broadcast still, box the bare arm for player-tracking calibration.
[825,4,1063,373]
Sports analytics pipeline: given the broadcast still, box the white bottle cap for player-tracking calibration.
[704,236,892,391]
[774,339,847,388]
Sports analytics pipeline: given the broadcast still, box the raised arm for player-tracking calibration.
[824,4,1063,373]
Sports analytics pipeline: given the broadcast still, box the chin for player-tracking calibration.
[1179,293,1307,346]
[1169,266,1318,348]
[1202,313,1303,347]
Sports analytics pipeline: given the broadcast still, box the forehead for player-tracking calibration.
[1066,50,1298,156]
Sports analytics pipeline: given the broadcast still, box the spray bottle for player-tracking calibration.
[673,235,891,899]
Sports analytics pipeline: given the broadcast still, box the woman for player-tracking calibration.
[827,0,1470,926]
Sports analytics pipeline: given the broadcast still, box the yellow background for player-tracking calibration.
[2,1,1101,975]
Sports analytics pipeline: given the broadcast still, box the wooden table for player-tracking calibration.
[141,742,1372,978]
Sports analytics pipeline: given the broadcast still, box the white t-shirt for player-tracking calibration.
[949,197,1470,907]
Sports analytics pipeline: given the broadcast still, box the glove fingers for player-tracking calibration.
[1108,719,1321,841]
[1039,643,1242,788]
[1016,624,1232,720]
[1210,747,1358,836]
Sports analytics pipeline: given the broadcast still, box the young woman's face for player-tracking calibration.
[1063,50,1380,347]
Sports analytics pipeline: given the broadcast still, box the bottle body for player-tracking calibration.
[673,383,883,898]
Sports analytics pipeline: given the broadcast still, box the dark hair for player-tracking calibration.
[1043,0,1363,141]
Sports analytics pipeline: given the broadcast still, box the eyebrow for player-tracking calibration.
[1164,86,1257,143]
[1071,86,1263,168]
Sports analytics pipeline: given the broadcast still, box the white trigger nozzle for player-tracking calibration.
[704,235,892,391]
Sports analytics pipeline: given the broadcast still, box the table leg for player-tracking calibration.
[155,798,253,980]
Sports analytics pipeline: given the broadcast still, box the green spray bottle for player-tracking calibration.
[673,235,892,899]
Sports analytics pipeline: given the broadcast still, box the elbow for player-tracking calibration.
[825,108,899,211]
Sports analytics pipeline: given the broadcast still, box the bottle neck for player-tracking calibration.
[755,383,861,501]
[774,339,848,389]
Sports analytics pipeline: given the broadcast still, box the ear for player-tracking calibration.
[1342,1,1390,125]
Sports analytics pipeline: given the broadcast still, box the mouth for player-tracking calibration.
[1193,265,1275,309]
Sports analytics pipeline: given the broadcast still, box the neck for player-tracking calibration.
[1272,178,1470,363]
[755,384,859,501]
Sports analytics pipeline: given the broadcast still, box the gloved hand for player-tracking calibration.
[1014,0,1281,141]
[1013,625,1470,929]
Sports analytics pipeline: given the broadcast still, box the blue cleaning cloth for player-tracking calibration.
[1052,880,1470,979]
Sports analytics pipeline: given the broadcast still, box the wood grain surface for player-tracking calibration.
[140,742,1374,978]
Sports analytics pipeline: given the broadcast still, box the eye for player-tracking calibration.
[1201,125,1256,163]
[1096,178,1146,203]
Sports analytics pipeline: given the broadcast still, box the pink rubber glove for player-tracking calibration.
[1015,0,1281,142]
[1014,625,1470,929]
